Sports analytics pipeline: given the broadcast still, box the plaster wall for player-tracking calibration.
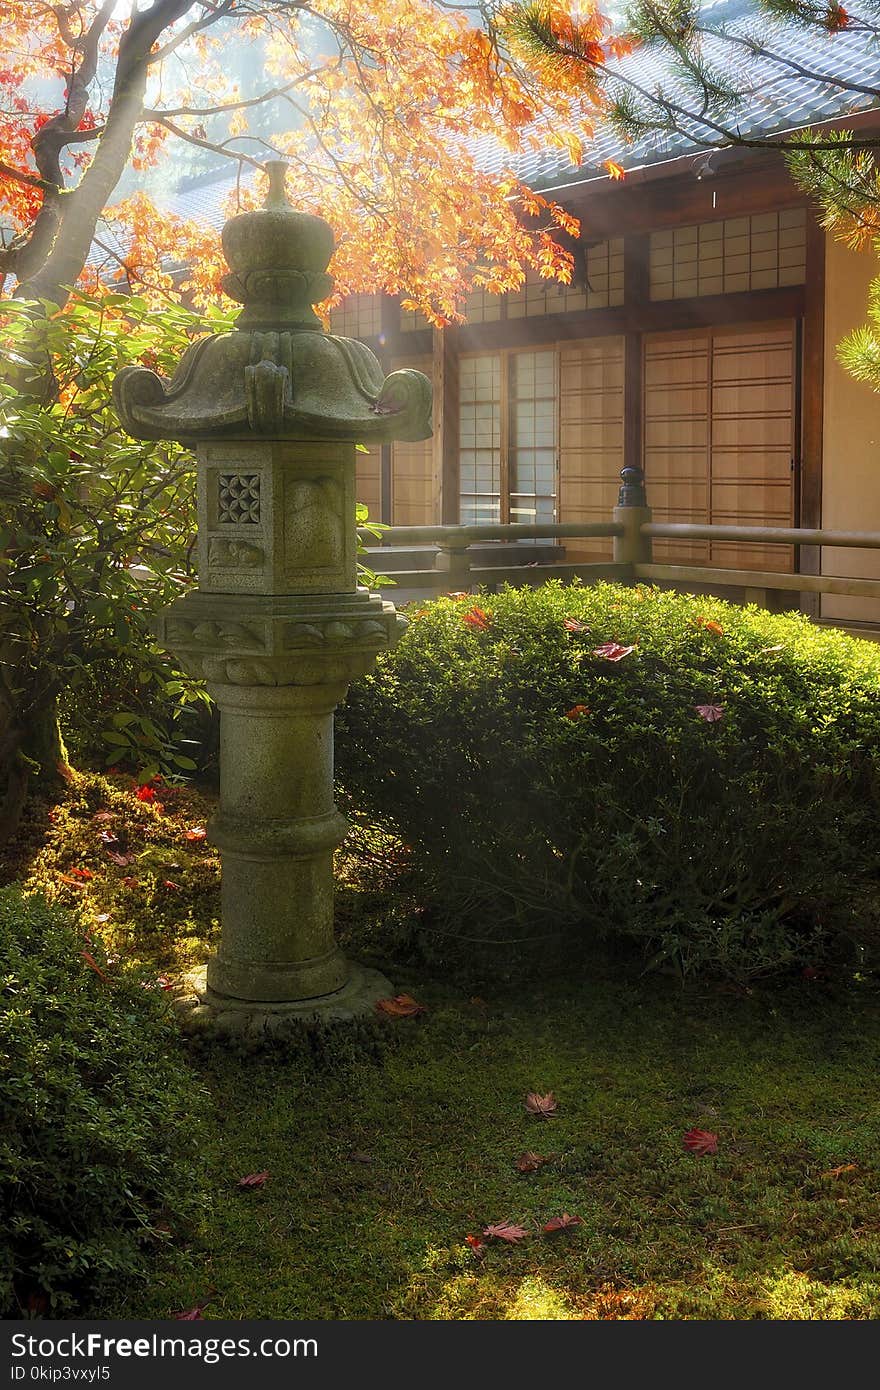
[820,234,880,625]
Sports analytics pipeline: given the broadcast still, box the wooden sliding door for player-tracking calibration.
[644,322,796,571]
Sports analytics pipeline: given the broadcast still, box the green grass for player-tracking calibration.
[113,972,880,1320]
[6,773,880,1320]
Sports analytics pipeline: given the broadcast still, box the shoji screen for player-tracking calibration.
[391,354,434,525]
[557,336,625,561]
[509,350,557,527]
[644,322,795,571]
[459,354,502,525]
[354,444,381,521]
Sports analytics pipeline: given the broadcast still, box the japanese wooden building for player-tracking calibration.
[166,9,880,625]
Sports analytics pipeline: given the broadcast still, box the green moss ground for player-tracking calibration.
[5,773,880,1320]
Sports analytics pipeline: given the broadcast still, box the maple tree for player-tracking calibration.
[0,0,628,319]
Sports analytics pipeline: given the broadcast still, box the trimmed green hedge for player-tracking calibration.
[0,887,209,1315]
[337,583,880,980]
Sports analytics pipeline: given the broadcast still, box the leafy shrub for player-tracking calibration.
[0,886,209,1315]
[336,582,880,980]
[0,291,223,837]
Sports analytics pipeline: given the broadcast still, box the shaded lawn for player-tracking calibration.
[115,975,880,1321]
[6,773,880,1320]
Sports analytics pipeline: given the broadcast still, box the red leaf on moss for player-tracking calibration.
[185,826,207,842]
[135,784,157,802]
[465,1233,485,1252]
[694,704,724,722]
[683,1128,718,1156]
[516,1151,551,1173]
[592,642,634,662]
[564,704,589,720]
[237,1171,270,1189]
[525,1091,557,1117]
[106,850,134,867]
[56,872,85,889]
[162,879,180,891]
[462,606,491,631]
[121,876,140,889]
[563,617,589,634]
[543,1213,583,1233]
[173,1304,208,1320]
[68,866,93,880]
[821,1162,857,1179]
[483,1221,529,1243]
[81,950,111,984]
[375,993,426,1018]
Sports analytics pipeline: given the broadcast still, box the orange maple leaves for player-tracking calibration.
[0,1,622,326]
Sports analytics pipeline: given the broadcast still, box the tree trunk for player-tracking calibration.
[17,0,194,308]
[0,647,70,849]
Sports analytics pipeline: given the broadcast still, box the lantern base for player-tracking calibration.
[175,962,393,1042]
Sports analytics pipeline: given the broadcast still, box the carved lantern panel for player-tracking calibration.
[197,440,357,596]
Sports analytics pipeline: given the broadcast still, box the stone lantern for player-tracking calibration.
[113,161,432,1036]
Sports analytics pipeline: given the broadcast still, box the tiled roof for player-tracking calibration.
[101,1,880,243]
[473,3,880,189]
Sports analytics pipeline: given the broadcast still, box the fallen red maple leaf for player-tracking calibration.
[135,784,157,802]
[592,642,634,662]
[185,826,207,842]
[694,704,724,722]
[683,1128,718,1156]
[237,1171,270,1189]
[56,872,87,889]
[375,993,426,1018]
[173,1304,208,1321]
[81,950,111,984]
[161,879,180,891]
[516,1151,551,1173]
[68,866,93,880]
[465,1233,485,1252]
[121,876,140,889]
[525,1091,558,1118]
[106,850,134,867]
[563,617,589,634]
[543,1213,583,1234]
[822,1162,858,1179]
[462,606,491,631]
[483,1221,529,1244]
[564,704,589,720]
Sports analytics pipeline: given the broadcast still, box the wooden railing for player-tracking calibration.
[358,468,880,612]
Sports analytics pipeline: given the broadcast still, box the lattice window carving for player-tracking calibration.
[218,473,261,524]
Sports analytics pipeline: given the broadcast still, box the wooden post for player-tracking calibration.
[432,324,460,524]
[800,212,825,618]
[613,465,653,574]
